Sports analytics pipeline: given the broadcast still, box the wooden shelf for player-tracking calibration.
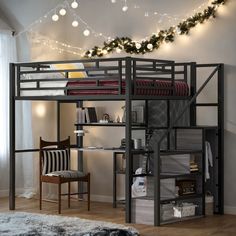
[160,193,203,203]
[74,122,146,127]
[160,215,203,225]
[160,149,203,156]
[160,172,202,179]
[131,149,154,154]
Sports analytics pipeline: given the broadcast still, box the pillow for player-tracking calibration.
[42,149,70,175]
[51,63,88,79]
[22,72,64,80]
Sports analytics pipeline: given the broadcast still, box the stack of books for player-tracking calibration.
[190,161,199,172]
[77,107,98,123]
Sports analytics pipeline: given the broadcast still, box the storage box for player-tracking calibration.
[173,203,197,218]
[161,154,190,174]
[205,195,213,215]
[131,199,174,225]
[146,177,176,200]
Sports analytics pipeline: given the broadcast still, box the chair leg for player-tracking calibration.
[58,183,61,214]
[39,181,42,210]
[87,174,90,211]
[68,182,71,208]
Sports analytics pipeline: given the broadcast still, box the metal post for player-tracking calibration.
[167,100,170,149]
[57,101,61,142]
[113,152,117,208]
[202,129,206,216]
[190,62,197,126]
[9,63,16,210]
[154,144,161,226]
[218,64,224,214]
[77,101,84,197]
[125,57,132,223]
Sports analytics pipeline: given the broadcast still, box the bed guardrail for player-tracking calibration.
[13,57,191,98]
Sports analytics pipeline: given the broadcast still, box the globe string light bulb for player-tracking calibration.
[122,5,128,12]
[83,29,90,36]
[116,48,122,53]
[111,0,116,3]
[72,20,79,27]
[71,0,79,9]
[59,8,66,16]
[135,42,141,49]
[147,43,153,50]
[52,14,59,21]
[122,0,128,12]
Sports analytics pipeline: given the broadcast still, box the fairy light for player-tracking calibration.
[52,13,59,21]
[122,0,128,12]
[135,42,141,49]
[29,32,85,57]
[83,29,90,36]
[72,20,79,27]
[59,8,67,16]
[116,48,122,53]
[147,43,153,50]
[71,0,79,9]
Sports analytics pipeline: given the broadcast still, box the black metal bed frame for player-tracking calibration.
[9,57,224,226]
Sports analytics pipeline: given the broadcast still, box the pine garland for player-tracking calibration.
[84,0,227,58]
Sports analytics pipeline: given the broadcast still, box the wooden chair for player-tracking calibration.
[39,137,90,214]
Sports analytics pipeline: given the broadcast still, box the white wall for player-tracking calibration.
[0,0,236,213]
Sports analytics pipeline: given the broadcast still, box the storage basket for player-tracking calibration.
[173,203,197,218]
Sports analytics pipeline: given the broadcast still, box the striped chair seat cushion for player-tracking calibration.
[42,149,70,175]
[45,170,86,178]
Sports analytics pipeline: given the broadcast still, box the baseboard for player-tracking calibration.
[0,189,9,197]
[90,194,113,203]
[0,188,36,198]
[224,205,236,215]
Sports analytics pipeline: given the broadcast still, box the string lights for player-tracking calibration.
[84,0,228,58]
[29,32,85,56]
[16,0,228,58]
[111,0,210,24]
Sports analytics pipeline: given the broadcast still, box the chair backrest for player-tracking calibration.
[39,137,70,175]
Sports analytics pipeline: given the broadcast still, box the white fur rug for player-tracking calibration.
[0,212,139,236]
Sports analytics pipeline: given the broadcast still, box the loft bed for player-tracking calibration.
[9,57,224,226]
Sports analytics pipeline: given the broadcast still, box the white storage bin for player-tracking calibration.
[173,203,197,218]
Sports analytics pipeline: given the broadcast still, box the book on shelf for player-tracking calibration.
[76,107,97,123]
[76,108,85,123]
[132,105,145,123]
[85,107,98,123]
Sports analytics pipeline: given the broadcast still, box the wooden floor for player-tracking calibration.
[1,197,236,236]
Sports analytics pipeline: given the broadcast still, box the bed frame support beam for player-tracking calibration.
[9,63,16,210]
[218,64,224,214]
[125,57,132,223]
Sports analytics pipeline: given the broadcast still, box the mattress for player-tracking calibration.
[67,79,189,96]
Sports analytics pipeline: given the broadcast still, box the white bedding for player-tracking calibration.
[20,72,67,96]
